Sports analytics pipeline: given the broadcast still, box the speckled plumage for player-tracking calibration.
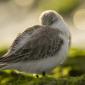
[0,10,71,74]
[0,25,63,62]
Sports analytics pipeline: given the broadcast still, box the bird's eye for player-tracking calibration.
[49,20,54,25]
[48,17,55,25]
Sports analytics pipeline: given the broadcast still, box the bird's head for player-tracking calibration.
[39,10,71,41]
[39,10,63,26]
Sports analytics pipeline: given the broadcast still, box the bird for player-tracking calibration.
[0,10,71,75]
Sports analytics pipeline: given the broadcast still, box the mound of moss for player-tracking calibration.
[0,70,85,85]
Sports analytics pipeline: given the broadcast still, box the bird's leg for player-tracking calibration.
[33,74,39,78]
[33,72,46,78]
[36,74,39,78]
[42,71,46,77]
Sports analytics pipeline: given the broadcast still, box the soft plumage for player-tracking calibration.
[0,10,71,74]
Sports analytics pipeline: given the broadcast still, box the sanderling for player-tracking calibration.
[0,10,71,75]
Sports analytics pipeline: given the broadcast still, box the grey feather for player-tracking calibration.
[0,25,63,63]
[10,25,41,53]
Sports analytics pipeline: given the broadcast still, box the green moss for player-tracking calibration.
[0,70,85,85]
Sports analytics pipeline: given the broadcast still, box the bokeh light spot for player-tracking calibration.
[14,0,34,7]
[73,9,85,30]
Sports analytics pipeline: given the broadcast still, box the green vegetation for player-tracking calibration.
[0,70,85,85]
[0,47,85,85]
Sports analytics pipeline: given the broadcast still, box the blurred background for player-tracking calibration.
[0,0,85,48]
[0,0,85,78]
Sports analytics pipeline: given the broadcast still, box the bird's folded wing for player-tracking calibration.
[9,25,41,53]
[0,26,63,63]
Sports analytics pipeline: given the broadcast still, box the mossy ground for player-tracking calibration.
[0,47,85,85]
[0,70,85,85]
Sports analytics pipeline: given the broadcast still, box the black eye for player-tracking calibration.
[48,17,55,25]
[49,20,54,25]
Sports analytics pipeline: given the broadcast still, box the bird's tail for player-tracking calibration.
[0,63,7,68]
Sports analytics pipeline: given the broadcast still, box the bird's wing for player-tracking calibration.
[0,26,64,63]
[9,25,41,53]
